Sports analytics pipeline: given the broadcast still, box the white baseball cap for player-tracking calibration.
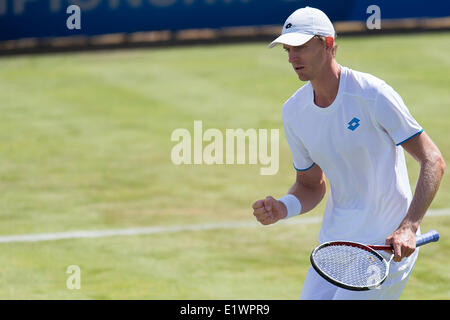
[269,6,335,48]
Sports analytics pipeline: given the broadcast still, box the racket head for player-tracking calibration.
[310,240,390,291]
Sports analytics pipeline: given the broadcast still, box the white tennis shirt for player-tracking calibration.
[282,66,423,244]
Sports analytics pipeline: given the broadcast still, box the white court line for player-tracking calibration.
[0,209,448,244]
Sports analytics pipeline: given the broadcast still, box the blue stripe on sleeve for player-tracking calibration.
[396,129,424,146]
[293,162,315,171]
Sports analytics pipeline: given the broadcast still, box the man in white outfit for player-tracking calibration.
[252,7,446,299]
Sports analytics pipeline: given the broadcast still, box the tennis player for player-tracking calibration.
[252,7,446,299]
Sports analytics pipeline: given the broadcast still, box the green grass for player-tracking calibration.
[0,32,449,299]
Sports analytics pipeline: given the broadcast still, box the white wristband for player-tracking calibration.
[278,194,302,219]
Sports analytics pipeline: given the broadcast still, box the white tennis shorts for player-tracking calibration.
[300,248,419,300]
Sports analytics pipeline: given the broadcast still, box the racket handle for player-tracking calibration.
[416,230,440,247]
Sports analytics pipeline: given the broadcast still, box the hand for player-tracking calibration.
[252,196,287,225]
[385,227,417,262]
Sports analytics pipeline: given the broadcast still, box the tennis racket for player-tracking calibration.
[310,230,440,291]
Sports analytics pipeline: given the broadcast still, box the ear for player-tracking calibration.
[325,37,334,49]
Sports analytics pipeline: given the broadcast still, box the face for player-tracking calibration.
[283,37,328,81]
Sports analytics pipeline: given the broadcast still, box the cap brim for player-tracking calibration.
[268,33,315,48]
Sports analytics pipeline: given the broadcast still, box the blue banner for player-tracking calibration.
[1,0,449,41]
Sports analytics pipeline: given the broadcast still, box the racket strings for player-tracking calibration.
[313,244,387,289]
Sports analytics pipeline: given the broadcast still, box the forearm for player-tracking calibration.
[399,157,446,232]
[288,179,326,214]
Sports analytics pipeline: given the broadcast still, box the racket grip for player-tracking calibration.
[416,230,439,247]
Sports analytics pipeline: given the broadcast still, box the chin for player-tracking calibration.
[297,74,310,81]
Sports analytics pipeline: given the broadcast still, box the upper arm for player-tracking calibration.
[283,116,315,172]
[373,83,423,146]
[401,131,445,168]
[296,163,326,190]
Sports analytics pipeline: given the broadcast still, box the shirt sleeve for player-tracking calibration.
[374,83,423,146]
[283,116,315,171]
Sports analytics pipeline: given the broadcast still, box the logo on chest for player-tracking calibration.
[347,117,361,131]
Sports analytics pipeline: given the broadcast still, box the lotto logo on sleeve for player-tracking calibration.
[347,117,361,131]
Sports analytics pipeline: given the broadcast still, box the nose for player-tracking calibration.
[288,50,300,64]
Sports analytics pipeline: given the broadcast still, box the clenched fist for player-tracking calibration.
[252,196,287,225]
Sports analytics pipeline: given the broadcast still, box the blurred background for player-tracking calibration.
[0,0,449,299]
